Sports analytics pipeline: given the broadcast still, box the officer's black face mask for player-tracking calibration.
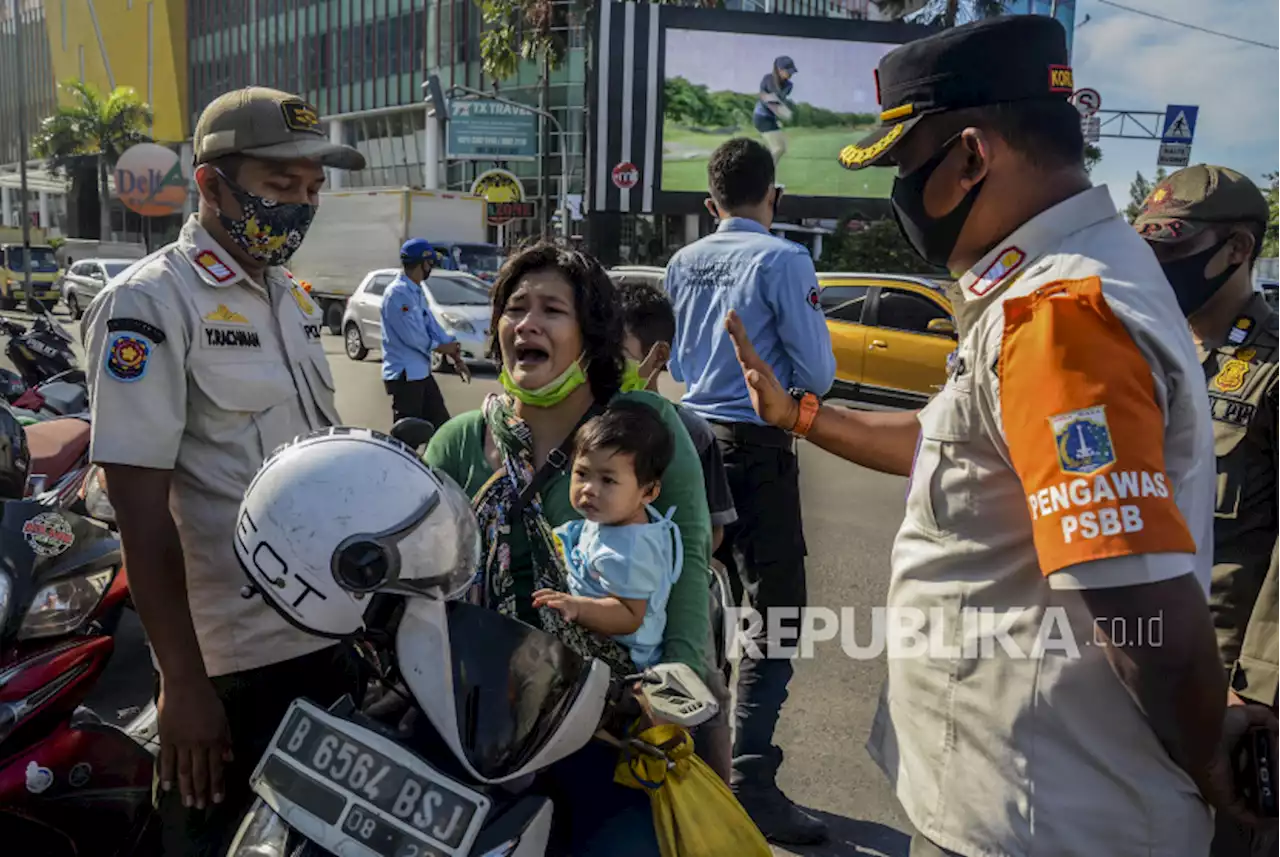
[1159,236,1241,317]
[890,134,986,270]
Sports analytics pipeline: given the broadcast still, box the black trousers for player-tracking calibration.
[384,371,451,429]
[710,420,808,790]
[152,645,366,856]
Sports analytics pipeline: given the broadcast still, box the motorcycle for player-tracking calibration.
[0,305,87,421]
[225,419,725,857]
[0,489,158,855]
[25,417,95,509]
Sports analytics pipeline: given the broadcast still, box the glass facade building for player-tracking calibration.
[187,0,587,241]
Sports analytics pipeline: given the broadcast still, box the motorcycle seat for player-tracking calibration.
[27,418,91,480]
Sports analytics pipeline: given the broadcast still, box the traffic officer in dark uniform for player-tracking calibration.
[1135,164,1279,855]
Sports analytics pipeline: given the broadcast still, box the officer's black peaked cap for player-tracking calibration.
[839,15,1073,171]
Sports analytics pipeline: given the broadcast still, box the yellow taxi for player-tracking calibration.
[817,273,956,408]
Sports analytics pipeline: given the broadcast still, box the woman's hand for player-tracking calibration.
[533,588,581,621]
[725,310,799,430]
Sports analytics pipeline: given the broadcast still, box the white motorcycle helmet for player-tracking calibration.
[234,426,480,637]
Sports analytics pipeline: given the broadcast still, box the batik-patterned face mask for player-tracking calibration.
[214,168,316,267]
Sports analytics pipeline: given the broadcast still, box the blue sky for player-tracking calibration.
[1072,0,1278,208]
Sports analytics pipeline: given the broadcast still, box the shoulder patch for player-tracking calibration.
[105,332,153,382]
[193,250,236,283]
[807,287,821,311]
[106,317,166,345]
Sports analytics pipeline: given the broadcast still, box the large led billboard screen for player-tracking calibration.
[588,1,932,218]
[661,30,897,199]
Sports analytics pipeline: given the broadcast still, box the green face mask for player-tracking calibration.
[500,354,588,407]
[619,344,663,394]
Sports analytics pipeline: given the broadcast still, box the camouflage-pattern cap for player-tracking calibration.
[1133,164,1268,244]
[193,87,366,171]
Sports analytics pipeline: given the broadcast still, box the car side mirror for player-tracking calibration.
[390,417,435,451]
[928,318,957,337]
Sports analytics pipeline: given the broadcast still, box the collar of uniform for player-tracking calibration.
[178,216,250,289]
[953,186,1118,306]
[716,217,770,236]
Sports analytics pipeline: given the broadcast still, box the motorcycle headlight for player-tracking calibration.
[440,312,475,334]
[18,569,114,640]
[81,465,115,524]
[228,798,290,857]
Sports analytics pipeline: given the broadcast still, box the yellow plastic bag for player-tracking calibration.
[613,723,772,857]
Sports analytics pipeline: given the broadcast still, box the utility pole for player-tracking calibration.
[12,0,34,311]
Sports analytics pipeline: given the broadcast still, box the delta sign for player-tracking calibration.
[114,143,189,217]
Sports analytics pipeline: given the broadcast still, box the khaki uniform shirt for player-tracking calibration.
[867,187,1216,857]
[1201,293,1279,706]
[83,216,339,677]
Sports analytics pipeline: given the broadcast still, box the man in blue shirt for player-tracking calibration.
[664,137,835,845]
[381,238,466,428]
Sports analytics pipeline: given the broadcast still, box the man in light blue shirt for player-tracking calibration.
[381,238,466,428]
[664,137,834,846]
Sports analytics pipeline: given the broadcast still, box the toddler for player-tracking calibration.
[533,400,682,668]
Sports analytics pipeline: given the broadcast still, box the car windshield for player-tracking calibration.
[5,247,59,273]
[427,275,491,306]
[103,262,132,278]
[451,244,505,276]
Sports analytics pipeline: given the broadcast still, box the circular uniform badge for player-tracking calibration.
[106,333,151,382]
[23,512,76,557]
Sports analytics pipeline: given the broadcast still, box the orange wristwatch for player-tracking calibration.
[788,388,820,438]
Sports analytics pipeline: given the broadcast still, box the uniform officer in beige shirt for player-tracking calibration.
[84,87,367,855]
[726,16,1272,857]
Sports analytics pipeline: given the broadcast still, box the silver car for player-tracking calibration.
[341,268,493,371]
[60,258,137,319]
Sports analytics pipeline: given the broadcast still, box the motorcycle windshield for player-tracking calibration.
[445,601,590,780]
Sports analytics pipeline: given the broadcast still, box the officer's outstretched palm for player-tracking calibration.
[726,310,797,431]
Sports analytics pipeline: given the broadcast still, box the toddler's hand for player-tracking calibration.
[532,589,580,621]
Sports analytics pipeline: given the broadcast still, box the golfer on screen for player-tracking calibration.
[753,56,797,166]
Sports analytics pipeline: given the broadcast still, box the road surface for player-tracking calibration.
[35,309,915,856]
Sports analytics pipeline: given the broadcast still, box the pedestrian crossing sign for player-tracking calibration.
[1161,105,1198,144]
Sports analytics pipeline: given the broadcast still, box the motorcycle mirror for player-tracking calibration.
[390,418,435,451]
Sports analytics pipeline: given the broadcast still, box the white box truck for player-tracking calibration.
[287,187,500,334]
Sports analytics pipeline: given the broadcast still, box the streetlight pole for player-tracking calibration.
[11,0,34,309]
[446,84,572,242]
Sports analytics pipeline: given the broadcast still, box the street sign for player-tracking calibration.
[447,99,538,161]
[470,169,535,226]
[1081,116,1101,143]
[1158,143,1192,169]
[1161,105,1199,144]
[612,161,639,190]
[1071,88,1101,117]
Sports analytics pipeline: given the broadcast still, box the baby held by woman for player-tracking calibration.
[534,400,683,667]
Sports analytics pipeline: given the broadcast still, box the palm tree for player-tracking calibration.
[32,80,154,241]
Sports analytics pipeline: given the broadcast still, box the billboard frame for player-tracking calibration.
[588,0,936,221]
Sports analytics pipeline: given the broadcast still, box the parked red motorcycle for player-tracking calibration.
[0,411,158,856]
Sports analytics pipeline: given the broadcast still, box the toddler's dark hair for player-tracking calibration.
[573,400,673,487]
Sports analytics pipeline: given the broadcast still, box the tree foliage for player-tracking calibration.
[1123,168,1168,224]
[663,77,876,130]
[1261,172,1279,259]
[33,80,153,173]
[818,218,947,276]
[873,0,1006,27]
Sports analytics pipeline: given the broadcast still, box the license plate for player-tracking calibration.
[250,699,490,857]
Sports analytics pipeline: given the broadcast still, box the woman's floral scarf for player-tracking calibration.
[470,392,636,677]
